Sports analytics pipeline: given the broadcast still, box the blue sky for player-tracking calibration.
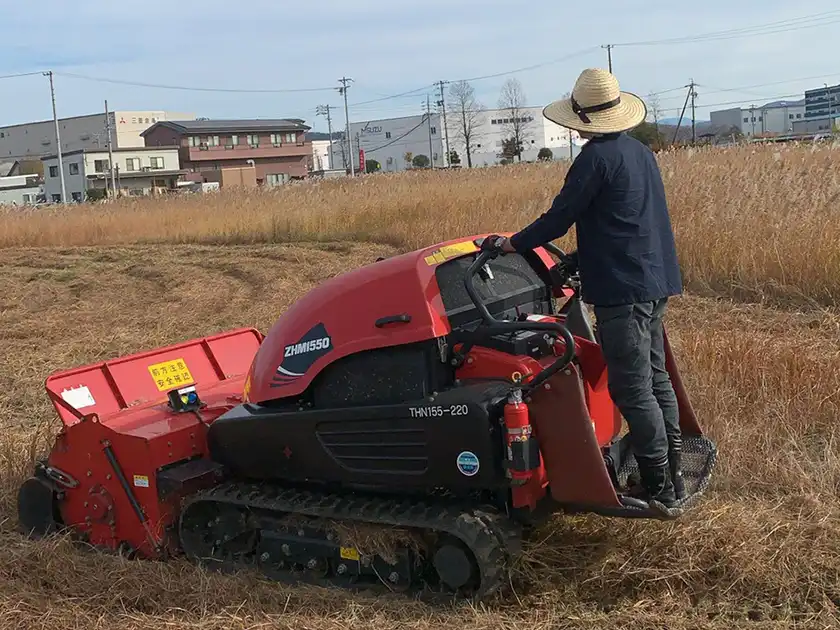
[1,1,839,133]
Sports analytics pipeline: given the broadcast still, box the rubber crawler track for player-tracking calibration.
[177,481,524,601]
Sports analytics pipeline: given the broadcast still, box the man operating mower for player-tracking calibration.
[484,67,685,508]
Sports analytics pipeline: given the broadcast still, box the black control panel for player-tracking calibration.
[478,329,556,358]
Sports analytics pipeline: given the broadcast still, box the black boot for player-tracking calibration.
[634,459,677,507]
[669,446,685,501]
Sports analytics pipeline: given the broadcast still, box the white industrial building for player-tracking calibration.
[332,106,585,173]
[0,110,195,161]
[710,100,805,138]
[42,146,184,202]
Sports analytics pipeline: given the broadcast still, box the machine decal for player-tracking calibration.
[133,474,149,488]
[148,358,194,392]
[340,547,360,561]
[456,451,480,476]
[409,404,470,418]
[274,323,333,381]
[60,385,96,410]
[423,240,479,266]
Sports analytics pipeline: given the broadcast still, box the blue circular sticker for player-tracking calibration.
[456,451,480,476]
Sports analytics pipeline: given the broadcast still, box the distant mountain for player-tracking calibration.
[305,131,342,141]
[658,117,710,126]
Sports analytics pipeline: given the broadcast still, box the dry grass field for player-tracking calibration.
[1,142,839,629]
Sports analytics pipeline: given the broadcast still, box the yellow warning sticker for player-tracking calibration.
[339,547,360,561]
[148,358,194,392]
[424,240,479,266]
[133,474,149,488]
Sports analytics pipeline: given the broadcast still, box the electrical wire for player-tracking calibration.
[656,92,806,115]
[453,46,600,83]
[54,71,337,94]
[363,116,430,152]
[5,10,837,118]
[0,71,45,80]
[350,85,434,107]
[349,46,600,107]
[614,10,840,46]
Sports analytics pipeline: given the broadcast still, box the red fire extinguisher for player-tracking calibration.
[503,388,540,485]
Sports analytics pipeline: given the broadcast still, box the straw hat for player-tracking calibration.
[543,68,647,134]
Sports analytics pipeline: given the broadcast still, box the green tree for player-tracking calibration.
[448,150,461,166]
[500,137,521,161]
[537,147,553,161]
[628,121,664,148]
[365,159,381,173]
[412,154,430,168]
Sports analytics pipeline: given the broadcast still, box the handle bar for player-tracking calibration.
[463,246,576,392]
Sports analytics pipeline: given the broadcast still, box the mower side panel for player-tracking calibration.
[528,364,623,509]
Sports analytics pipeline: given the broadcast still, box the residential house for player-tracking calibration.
[41,146,184,202]
[140,119,312,186]
[0,173,41,206]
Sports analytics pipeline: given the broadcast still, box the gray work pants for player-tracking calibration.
[593,298,681,468]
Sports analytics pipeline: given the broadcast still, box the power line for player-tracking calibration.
[657,92,806,115]
[452,11,840,93]
[0,71,44,81]
[364,116,429,153]
[454,46,600,83]
[54,71,337,93]
[350,85,433,107]
[614,10,840,47]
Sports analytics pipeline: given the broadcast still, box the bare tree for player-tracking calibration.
[646,92,663,149]
[498,78,532,162]
[448,80,484,168]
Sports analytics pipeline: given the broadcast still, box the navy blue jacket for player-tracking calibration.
[509,132,682,307]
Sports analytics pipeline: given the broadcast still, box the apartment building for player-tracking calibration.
[141,119,312,186]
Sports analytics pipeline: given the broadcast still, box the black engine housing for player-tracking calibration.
[207,377,512,495]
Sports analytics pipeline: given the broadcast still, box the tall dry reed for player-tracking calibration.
[2,142,839,307]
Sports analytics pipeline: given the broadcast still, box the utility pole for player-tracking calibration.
[104,99,117,198]
[44,70,67,204]
[672,85,692,145]
[568,128,574,160]
[338,77,355,176]
[435,80,451,168]
[601,45,613,72]
[423,95,434,168]
[316,104,336,170]
[689,79,697,145]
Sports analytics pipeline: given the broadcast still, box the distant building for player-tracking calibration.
[803,83,840,120]
[339,107,584,173]
[0,161,22,177]
[0,173,41,206]
[787,83,840,134]
[0,110,195,162]
[41,146,184,202]
[310,139,333,171]
[710,100,805,138]
[141,119,313,186]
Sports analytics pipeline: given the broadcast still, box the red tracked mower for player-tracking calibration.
[17,234,717,601]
